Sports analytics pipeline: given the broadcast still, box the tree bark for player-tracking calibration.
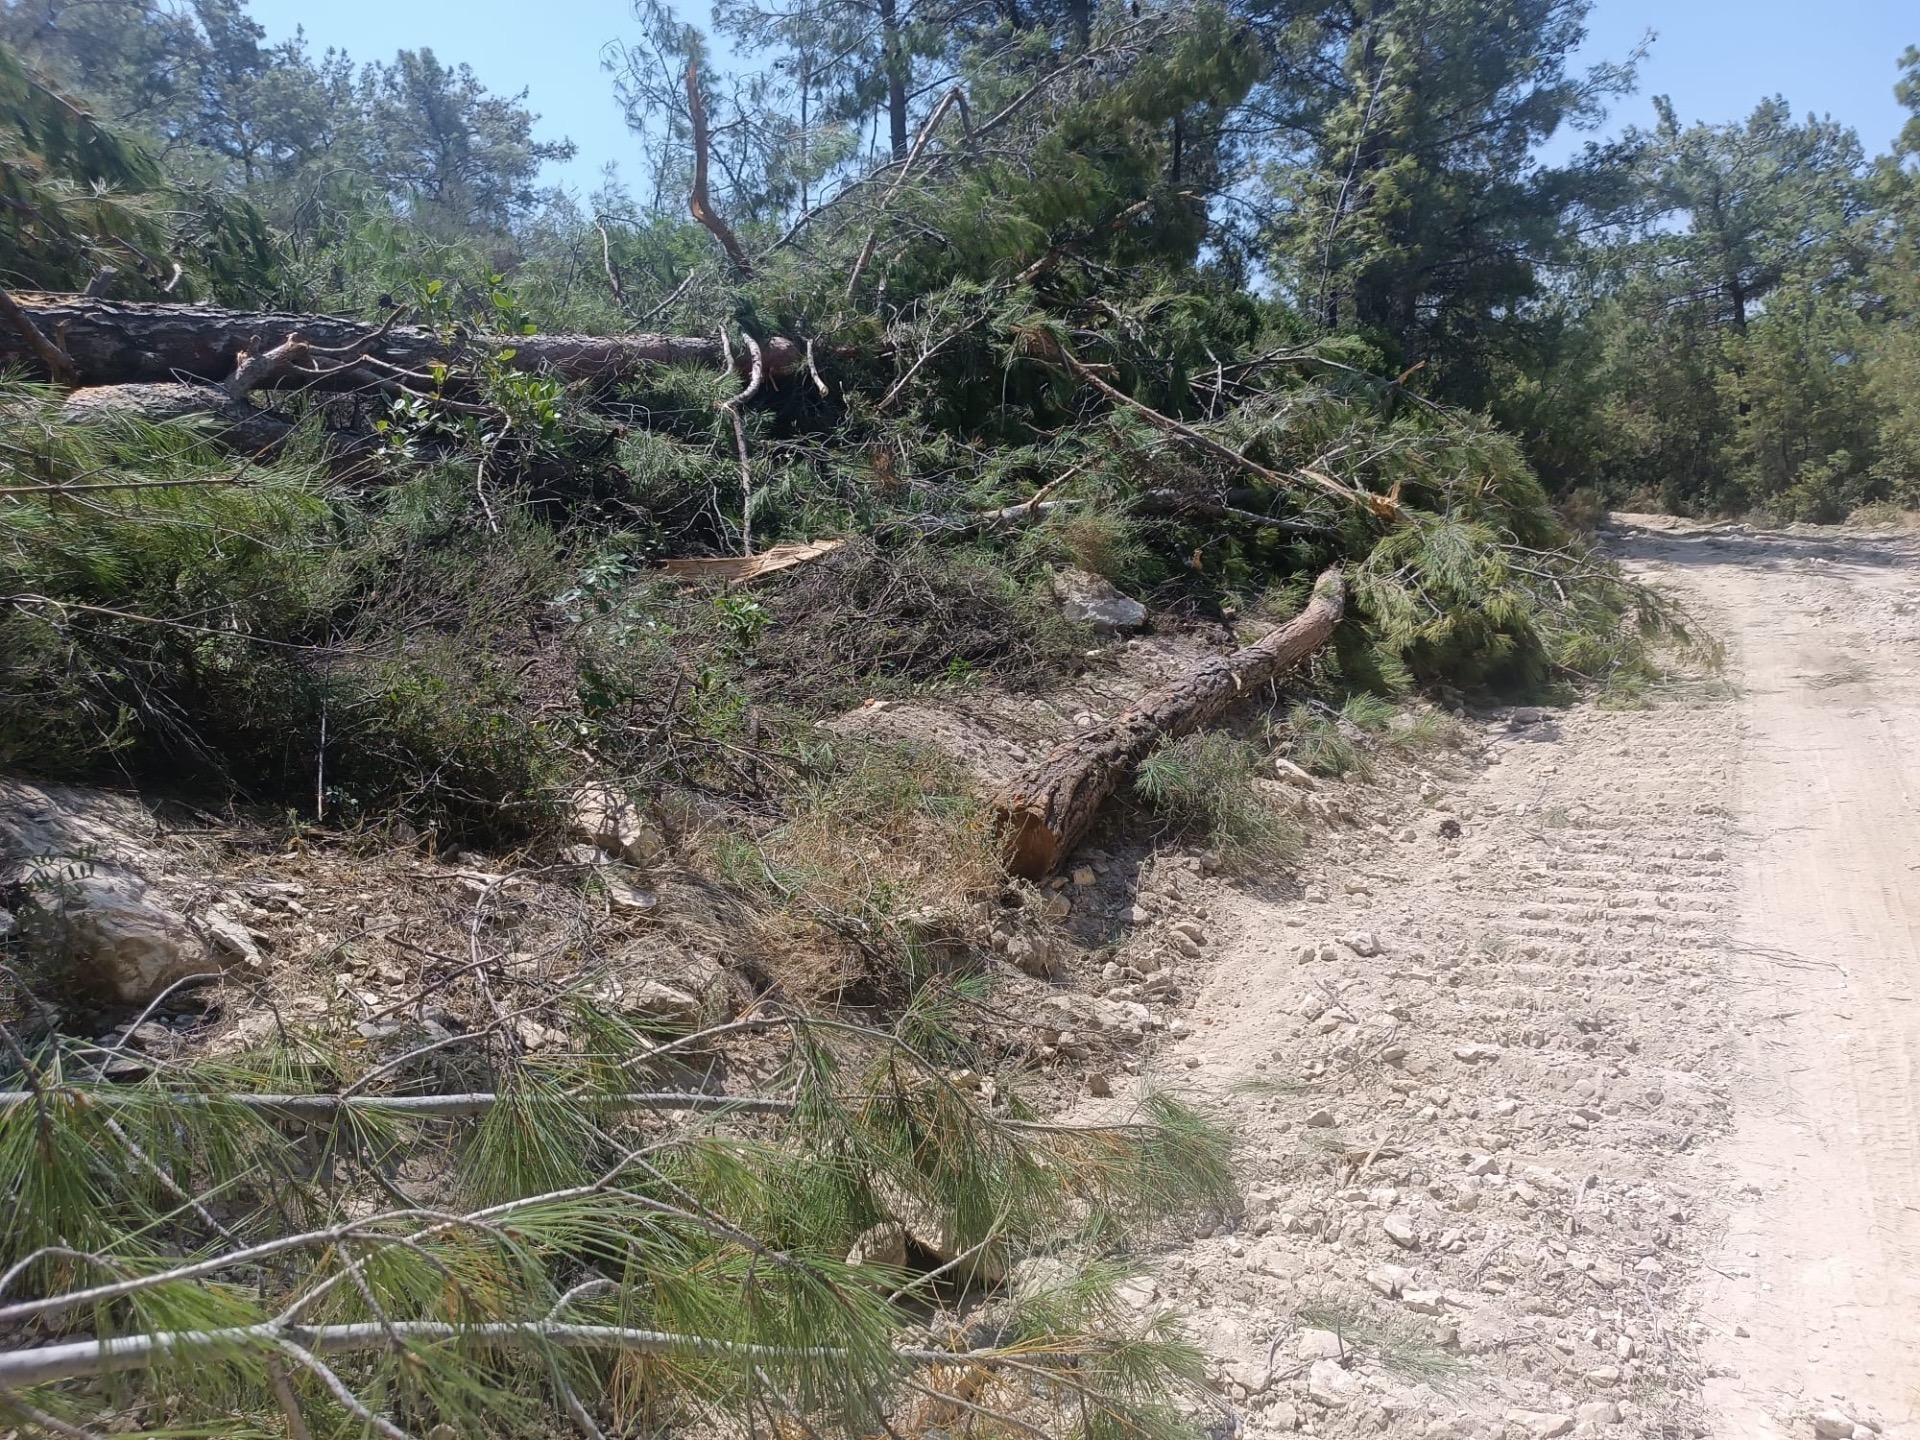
[994,568,1344,878]
[0,297,800,391]
[878,0,910,161]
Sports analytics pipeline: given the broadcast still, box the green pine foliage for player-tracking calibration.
[0,1002,1234,1440]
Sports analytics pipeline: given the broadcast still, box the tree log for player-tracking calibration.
[995,567,1345,878]
[59,382,381,471]
[0,297,801,390]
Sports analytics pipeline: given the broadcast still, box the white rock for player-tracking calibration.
[16,864,206,1004]
[1273,757,1318,789]
[1575,1402,1620,1428]
[847,1221,908,1269]
[1365,1265,1410,1298]
[1226,1360,1272,1396]
[1305,1358,1356,1408]
[1402,1290,1445,1314]
[605,876,659,914]
[1295,1328,1345,1361]
[199,905,263,968]
[1114,1276,1158,1309]
[1813,1413,1859,1440]
[1054,569,1148,633]
[568,782,663,865]
[1382,1212,1420,1249]
[1342,931,1383,957]
[1,780,224,1004]
[1303,1108,1336,1128]
[625,979,702,1024]
[1506,1412,1574,1440]
[1453,1043,1500,1063]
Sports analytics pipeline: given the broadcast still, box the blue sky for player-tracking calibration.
[248,0,1917,194]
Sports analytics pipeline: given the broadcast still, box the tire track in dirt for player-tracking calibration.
[1088,591,1741,1438]
[1068,515,1920,1440]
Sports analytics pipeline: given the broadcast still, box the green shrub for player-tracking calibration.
[1134,732,1300,867]
[1284,702,1371,780]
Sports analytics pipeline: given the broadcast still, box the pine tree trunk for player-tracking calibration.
[879,0,910,161]
[0,298,800,391]
[995,568,1345,879]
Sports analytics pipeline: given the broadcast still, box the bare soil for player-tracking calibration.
[1072,515,1920,1440]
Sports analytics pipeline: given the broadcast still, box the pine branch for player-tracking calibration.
[0,1089,796,1120]
[0,1317,1120,1388]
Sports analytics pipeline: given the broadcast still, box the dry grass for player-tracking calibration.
[1845,501,1920,529]
[705,740,1005,1004]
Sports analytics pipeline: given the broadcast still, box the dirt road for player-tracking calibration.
[1088,516,1920,1438]
[1631,520,1920,1438]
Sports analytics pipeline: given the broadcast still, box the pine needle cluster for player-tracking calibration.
[0,988,1235,1439]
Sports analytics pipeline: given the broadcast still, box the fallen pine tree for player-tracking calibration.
[56,380,382,469]
[0,295,802,392]
[995,567,1346,877]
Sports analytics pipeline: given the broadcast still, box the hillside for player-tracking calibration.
[1,2,1918,1438]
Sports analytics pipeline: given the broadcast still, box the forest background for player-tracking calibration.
[8,0,1920,522]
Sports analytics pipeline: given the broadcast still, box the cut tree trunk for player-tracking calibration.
[995,567,1345,878]
[0,297,801,391]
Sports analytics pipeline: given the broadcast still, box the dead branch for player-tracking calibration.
[0,1317,1052,1388]
[685,60,753,277]
[1015,197,1155,286]
[884,489,1335,538]
[225,334,310,400]
[1052,340,1401,520]
[846,88,973,296]
[2,593,339,650]
[594,217,629,312]
[717,331,767,555]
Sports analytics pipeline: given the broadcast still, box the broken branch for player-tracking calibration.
[1053,340,1399,519]
[0,285,76,384]
[686,60,753,277]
